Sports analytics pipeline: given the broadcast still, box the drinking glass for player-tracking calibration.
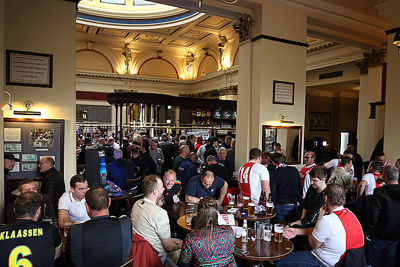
[263,224,273,241]
[266,201,274,216]
[274,224,284,242]
[185,209,194,226]
[243,196,250,209]
[255,221,263,240]
[248,202,256,217]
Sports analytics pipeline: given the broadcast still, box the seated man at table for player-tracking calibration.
[6,179,56,224]
[68,186,132,267]
[0,192,62,266]
[58,174,90,228]
[276,184,364,267]
[162,169,182,204]
[185,170,228,206]
[107,149,137,190]
[289,166,327,229]
[131,175,182,263]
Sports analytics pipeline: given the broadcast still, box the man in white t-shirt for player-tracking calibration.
[238,148,270,203]
[357,161,382,198]
[276,184,364,267]
[58,175,90,228]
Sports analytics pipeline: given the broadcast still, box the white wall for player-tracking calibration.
[4,0,77,189]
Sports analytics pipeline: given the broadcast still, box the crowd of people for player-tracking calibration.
[2,132,400,267]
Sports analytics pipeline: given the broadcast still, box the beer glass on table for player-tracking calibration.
[243,196,250,209]
[274,224,284,242]
[185,209,194,226]
[248,202,255,217]
[266,201,274,216]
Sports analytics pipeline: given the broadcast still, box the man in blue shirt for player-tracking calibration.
[107,149,138,190]
[177,152,199,192]
[185,170,228,206]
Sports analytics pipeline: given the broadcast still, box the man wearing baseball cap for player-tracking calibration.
[4,153,20,207]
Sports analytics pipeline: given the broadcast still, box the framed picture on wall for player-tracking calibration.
[6,50,53,88]
[309,112,331,131]
[273,80,295,105]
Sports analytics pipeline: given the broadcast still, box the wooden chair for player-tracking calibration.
[121,258,134,267]
[124,193,144,215]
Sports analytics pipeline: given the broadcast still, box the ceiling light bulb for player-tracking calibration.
[1,103,12,111]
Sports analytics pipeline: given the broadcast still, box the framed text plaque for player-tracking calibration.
[6,50,53,88]
[273,80,294,105]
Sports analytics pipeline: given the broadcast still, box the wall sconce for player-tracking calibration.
[393,31,400,53]
[279,114,294,124]
[13,101,41,116]
[1,90,12,111]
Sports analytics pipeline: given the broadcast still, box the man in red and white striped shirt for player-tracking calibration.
[238,148,270,203]
[300,151,317,199]
[276,184,364,267]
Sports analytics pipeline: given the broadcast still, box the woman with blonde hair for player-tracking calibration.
[178,198,236,266]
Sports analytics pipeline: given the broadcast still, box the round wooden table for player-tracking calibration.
[177,215,239,232]
[223,206,276,222]
[163,201,197,220]
[234,229,293,266]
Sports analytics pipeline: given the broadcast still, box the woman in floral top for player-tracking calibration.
[179,198,236,267]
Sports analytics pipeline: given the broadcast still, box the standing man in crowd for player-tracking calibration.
[375,152,389,174]
[172,145,189,173]
[108,136,120,151]
[58,175,90,228]
[177,152,198,192]
[0,192,62,266]
[3,153,20,207]
[277,184,364,267]
[346,143,363,181]
[6,179,56,224]
[159,133,176,170]
[204,137,219,159]
[221,135,232,149]
[217,147,234,182]
[131,175,182,263]
[68,187,132,267]
[357,161,382,198]
[204,155,229,184]
[270,153,302,223]
[324,150,355,179]
[365,165,400,267]
[238,148,270,203]
[300,151,317,199]
[186,135,196,153]
[39,156,65,214]
[328,157,353,191]
[149,137,164,175]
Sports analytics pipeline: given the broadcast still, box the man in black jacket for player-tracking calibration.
[39,157,65,213]
[68,187,132,267]
[270,152,302,223]
[365,165,400,267]
[3,153,20,207]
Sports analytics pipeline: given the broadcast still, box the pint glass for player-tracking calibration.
[274,224,284,242]
[243,196,250,209]
[248,202,255,217]
[266,201,274,216]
